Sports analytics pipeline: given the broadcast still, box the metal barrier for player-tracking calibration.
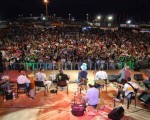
[2,61,149,71]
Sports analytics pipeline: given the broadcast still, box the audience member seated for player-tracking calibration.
[75,63,88,84]
[114,77,139,102]
[35,68,51,90]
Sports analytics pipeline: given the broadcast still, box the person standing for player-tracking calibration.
[36,68,51,90]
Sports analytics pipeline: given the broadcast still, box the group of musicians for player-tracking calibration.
[1,63,149,109]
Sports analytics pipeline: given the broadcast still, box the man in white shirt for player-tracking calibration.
[36,68,51,90]
[114,77,139,101]
[95,70,108,81]
[17,70,31,91]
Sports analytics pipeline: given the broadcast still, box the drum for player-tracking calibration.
[71,104,85,116]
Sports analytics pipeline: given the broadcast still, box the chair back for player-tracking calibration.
[17,83,27,90]
[34,80,45,87]
[57,80,67,87]
[126,92,136,99]
[79,78,87,85]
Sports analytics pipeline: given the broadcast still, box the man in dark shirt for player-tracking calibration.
[55,69,70,90]
[75,63,88,84]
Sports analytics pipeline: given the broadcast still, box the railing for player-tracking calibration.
[2,61,149,71]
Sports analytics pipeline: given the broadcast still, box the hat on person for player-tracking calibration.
[88,80,94,86]
[81,63,87,70]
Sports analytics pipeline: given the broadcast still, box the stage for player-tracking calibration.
[0,70,150,120]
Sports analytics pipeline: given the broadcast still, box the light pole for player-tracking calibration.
[126,20,131,27]
[86,14,89,22]
[97,15,101,26]
[44,0,48,18]
[53,14,56,21]
[107,15,113,27]
[69,14,71,21]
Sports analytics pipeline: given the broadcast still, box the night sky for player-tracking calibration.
[0,0,150,21]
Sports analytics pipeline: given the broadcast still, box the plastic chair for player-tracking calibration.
[17,83,29,98]
[78,78,87,94]
[122,92,137,109]
[56,80,68,94]
[34,80,48,96]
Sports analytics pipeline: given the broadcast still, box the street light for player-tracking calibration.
[108,16,113,21]
[44,0,49,17]
[97,16,101,20]
[97,15,101,26]
[69,14,71,21]
[86,14,89,22]
[107,15,113,27]
[53,14,56,21]
[126,20,131,24]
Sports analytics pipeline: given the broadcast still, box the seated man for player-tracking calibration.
[94,70,108,89]
[17,70,31,92]
[114,77,139,102]
[36,68,51,90]
[55,69,70,90]
[82,82,99,108]
[75,63,88,84]
[56,69,70,83]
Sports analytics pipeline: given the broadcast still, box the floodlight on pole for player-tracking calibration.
[69,14,71,21]
[44,0,49,17]
[97,15,101,26]
[53,14,56,21]
[86,14,89,22]
[126,20,131,24]
[107,16,113,27]
[108,16,113,20]
[97,16,101,20]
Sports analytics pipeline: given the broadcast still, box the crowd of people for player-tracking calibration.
[0,24,150,71]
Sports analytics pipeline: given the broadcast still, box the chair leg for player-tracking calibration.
[80,86,81,94]
[44,87,46,96]
[67,86,68,95]
[127,99,130,109]
[106,84,107,92]
[17,88,18,98]
[56,86,58,94]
